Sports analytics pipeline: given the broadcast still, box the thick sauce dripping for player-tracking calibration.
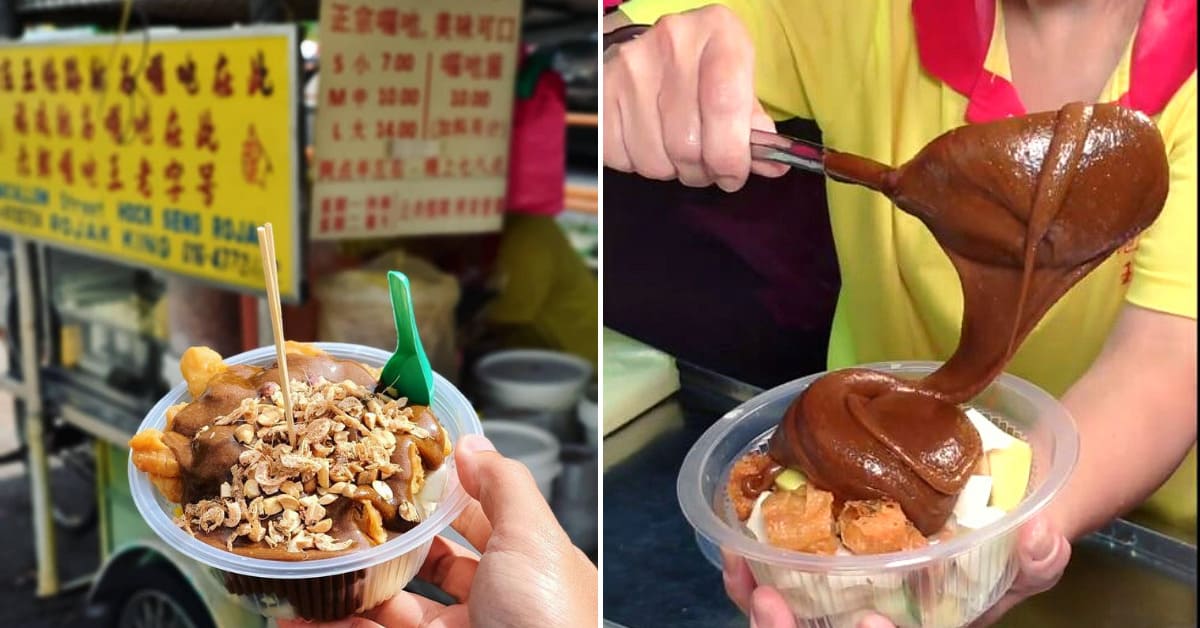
[766,103,1169,535]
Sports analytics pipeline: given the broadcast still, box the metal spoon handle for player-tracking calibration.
[603,23,651,50]
[750,130,826,174]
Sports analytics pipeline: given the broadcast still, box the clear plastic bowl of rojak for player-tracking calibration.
[128,341,482,621]
[678,361,1079,628]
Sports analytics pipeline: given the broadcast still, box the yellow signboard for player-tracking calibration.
[0,26,301,299]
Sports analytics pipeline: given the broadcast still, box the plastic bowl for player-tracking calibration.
[677,361,1079,628]
[129,342,483,622]
[473,349,593,413]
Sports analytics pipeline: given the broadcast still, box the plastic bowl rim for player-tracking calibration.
[676,360,1080,573]
[128,342,482,579]
[473,349,594,389]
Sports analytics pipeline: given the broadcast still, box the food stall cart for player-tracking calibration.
[0,1,597,625]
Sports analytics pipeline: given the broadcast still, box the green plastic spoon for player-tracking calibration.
[375,271,434,406]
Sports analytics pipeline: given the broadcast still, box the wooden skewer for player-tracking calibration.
[257,222,296,447]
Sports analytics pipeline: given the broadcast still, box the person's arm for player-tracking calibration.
[1048,305,1197,540]
[1047,79,1198,539]
[602,0,879,190]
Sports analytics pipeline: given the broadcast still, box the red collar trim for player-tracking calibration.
[912,0,1196,122]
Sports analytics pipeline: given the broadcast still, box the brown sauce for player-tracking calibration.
[767,103,1169,534]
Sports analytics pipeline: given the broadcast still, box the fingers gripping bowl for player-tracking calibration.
[678,362,1078,628]
[128,342,482,621]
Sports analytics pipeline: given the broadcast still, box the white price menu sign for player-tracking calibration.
[311,0,522,239]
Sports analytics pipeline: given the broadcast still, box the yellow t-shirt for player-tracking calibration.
[620,0,1197,526]
[485,213,599,366]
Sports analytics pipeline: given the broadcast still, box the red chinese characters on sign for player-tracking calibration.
[366,8,426,38]
[197,162,216,207]
[328,4,351,32]
[439,52,504,80]
[448,88,491,108]
[381,52,415,73]
[36,147,51,178]
[213,54,234,97]
[56,104,72,138]
[1,58,12,91]
[373,87,420,108]
[164,108,183,148]
[242,124,271,188]
[196,110,219,152]
[327,86,347,107]
[454,14,472,39]
[132,107,153,145]
[145,53,167,95]
[434,13,517,42]
[13,101,27,135]
[80,104,94,141]
[315,3,518,237]
[104,104,123,143]
[80,154,97,188]
[325,86,371,108]
[119,54,138,96]
[441,52,461,78]
[399,11,423,38]
[353,53,371,75]
[247,50,274,97]
[63,57,82,93]
[41,58,58,93]
[318,196,348,233]
[364,195,393,229]
[432,116,506,139]
[16,146,31,177]
[58,149,74,185]
[137,158,153,199]
[354,5,373,33]
[21,58,35,93]
[388,196,504,220]
[326,5,469,39]
[476,16,497,41]
[164,160,184,202]
[34,101,50,137]
[485,53,503,79]
[176,54,200,95]
[89,56,106,93]
[375,7,398,35]
[316,157,407,183]
[107,154,123,191]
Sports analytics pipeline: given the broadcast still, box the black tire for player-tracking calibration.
[109,562,215,628]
